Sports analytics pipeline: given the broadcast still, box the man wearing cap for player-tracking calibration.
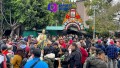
[95,39,105,52]
[106,39,118,68]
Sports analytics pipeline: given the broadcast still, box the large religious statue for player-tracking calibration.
[37,29,47,49]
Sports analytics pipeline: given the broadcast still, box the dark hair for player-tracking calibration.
[52,42,58,46]
[1,44,8,51]
[103,40,107,44]
[118,52,120,55]
[81,44,86,49]
[96,48,104,55]
[15,48,24,58]
[32,48,41,58]
[72,42,77,49]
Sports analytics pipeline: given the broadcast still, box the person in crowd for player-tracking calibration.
[116,40,120,53]
[103,40,108,49]
[68,43,82,68]
[83,49,107,68]
[1,34,120,68]
[89,46,96,57]
[6,45,14,67]
[80,39,86,47]
[118,53,120,68]
[59,37,66,48]
[116,39,120,68]
[10,48,23,68]
[69,38,73,45]
[106,40,118,68]
[52,41,67,68]
[7,45,14,58]
[29,41,37,55]
[95,39,105,52]
[103,40,108,55]
[51,42,60,68]
[0,48,4,68]
[80,44,88,68]
[19,40,26,49]
[24,48,48,68]
[44,40,54,55]
[85,38,91,49]
[1,44,9,56]
[13,42,18,53]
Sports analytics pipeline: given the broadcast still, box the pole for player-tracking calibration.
[118,18,120,31]
[93,6,95,40]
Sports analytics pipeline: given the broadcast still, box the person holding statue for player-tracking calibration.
[37,29,47,49]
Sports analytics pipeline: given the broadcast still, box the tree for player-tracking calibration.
[2,0,54,38]
[95,3,120,33]
[0,0,9,38]
[84,0,119,34]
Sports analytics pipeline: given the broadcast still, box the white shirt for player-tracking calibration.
[0,55,4,64]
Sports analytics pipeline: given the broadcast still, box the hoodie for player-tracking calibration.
[84,57,107,68]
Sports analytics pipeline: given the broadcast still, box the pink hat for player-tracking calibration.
[98,39,102,43]
[110,40,114,45]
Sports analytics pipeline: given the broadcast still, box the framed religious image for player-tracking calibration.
[70,9,76,18]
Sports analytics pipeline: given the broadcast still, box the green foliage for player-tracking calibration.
[84,0,91,7]
[52,1,70,26]
[71,4,77,8]
[86,19,93,25]
[54,10,68,26]
[84,0,119,34]
[87,9,93,16]
[2,0,55,29]
[95,3,120,33]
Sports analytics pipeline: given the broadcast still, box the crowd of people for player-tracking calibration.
[0,34,120,68]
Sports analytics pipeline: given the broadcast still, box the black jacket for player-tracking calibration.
[84,57,107,68]
[69,48,82,68]
[44,46,54,55]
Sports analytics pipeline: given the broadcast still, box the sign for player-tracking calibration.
[48,2,58,13]
[59,4,72,11]
[48,2,72,13]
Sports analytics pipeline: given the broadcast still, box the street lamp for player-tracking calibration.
[93,6,97,40]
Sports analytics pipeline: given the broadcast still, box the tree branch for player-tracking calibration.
[0,0,11,26]
[10,7,12,25]
[11,21,18,27]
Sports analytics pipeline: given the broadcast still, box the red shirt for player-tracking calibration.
[80,47,88,64]
[61,43,66,48]
[2,50,9,56]
[69,39,73,45]
[59,40,66,48]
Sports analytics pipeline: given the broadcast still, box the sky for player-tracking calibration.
[112,0,120,6]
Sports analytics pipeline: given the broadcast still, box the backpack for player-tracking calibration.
[44,57,54,68]
[19,58,28,68]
